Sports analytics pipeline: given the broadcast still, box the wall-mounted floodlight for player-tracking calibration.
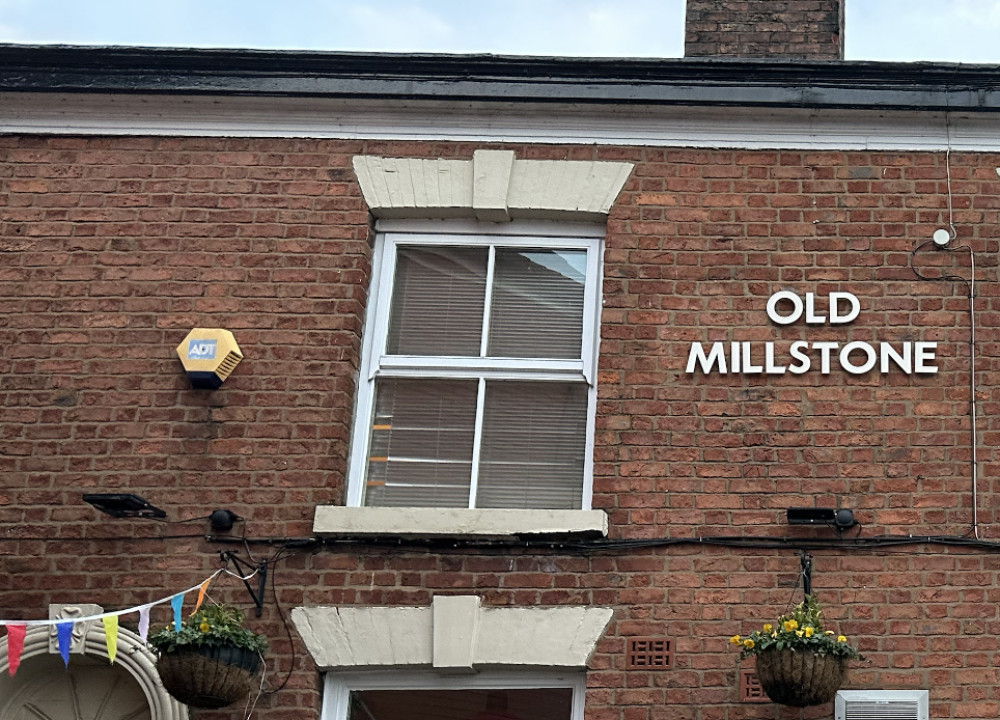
[175,328,243,389]
[83,493,166,519]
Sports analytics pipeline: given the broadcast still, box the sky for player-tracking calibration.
[1,0,1000,63]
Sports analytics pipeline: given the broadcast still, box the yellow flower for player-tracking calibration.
[837,635,847,643]
[783,619,798,632]
[825,630,835,635]
[762,623,773,633]
[730,635,742,645]
[804,626,814,638]
[795,630,804,637]
[743,638,755,649]
[199,621,210,633]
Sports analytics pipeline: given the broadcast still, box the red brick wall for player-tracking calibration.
[685,0,845,59]
[3,136,1000,718]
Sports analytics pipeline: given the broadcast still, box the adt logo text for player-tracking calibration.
[187,339,217,360]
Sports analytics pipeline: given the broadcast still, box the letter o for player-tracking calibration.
[840,341,877,374]
[766,291,803,325]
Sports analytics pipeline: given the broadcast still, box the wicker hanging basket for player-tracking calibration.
[156,643,261,709]
[754,647,849,707]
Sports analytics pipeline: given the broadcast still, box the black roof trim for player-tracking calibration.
[2,44,1000,111]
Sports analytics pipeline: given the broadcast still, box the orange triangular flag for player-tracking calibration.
[193,577,212,614]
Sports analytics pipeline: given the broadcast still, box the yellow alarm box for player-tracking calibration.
[175,328,243,389]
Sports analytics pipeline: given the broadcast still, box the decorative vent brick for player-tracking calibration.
[739,668,768,703]
[625,637,672,669]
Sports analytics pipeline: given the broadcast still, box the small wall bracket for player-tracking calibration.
[220,551,267,618]
[800,551,812,596]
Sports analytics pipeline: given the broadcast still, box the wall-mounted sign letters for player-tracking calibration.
[686,291,938,375]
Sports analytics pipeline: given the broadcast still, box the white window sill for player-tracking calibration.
[313,506,608,538]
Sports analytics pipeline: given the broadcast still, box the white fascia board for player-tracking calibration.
[4,92,1000,151]
[313,506,608,538]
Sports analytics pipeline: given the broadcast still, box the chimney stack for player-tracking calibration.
[685,0,844,60]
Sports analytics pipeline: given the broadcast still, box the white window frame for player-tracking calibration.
[346,219,604,510]
[322,670,586,720]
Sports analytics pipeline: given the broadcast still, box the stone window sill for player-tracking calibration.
[312,506,608,539]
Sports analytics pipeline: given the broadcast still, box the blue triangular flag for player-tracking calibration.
[56,621,73,667]
[170,594,184,631]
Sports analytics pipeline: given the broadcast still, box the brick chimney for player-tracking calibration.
[685,0,844,60]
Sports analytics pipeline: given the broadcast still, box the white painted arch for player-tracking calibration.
[0,624,187,720]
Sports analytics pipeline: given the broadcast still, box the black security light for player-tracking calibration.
[209,508,239,532]
[83,493,167,519]
[786,507,856,532]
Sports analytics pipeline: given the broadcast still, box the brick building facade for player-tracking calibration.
[3,3,1000,719]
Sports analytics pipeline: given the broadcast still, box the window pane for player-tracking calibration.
[476,381,588,509]
[365,378,477,507]
[488,249,586,359]
[348,687,572,720]
[387,246,487,356]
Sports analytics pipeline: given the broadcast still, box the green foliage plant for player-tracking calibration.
[729,595,861,661]
[148,603,268,655]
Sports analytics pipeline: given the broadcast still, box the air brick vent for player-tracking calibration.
[835,690,929,720]
[739,668,768,703]
[625,637,672,669]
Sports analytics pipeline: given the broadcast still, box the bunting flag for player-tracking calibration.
[56,622,73,667]
[170,593,184,631]
[6,624,25,677]
[193,577,212,614]
[0,567,235,677]
[102,615,119,664]
[137,605,151,644]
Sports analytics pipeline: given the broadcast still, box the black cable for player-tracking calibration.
[149,514,215,525]
[909,239,972,289]
[0,533,207,542]
[260,545,313,696]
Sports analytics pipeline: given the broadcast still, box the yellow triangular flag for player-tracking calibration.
[102,615,119,664]
[193,577,212,614]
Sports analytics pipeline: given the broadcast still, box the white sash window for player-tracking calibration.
[347,223,602,510]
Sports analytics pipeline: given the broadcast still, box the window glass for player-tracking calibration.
[387,246,487,356]
[365,378,478,508]
[488,249,586,359]
[348,687,573,720]
[477,381,588,509]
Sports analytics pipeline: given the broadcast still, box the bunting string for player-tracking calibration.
[0,564,259,677]
[0,569,224,628]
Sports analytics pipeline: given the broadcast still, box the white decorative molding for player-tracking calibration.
[352,150,632,222]
[432,596,480,673]
[3,92,995,152]
[48,603,103,655]
[312,506,609,538]
[0,621,188,720]
[292,596,613,671]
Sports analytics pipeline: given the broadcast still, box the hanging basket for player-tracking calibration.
[156,643,261,709]
[754,647,849,707]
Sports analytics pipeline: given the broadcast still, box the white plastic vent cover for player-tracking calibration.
[835,690,929,720]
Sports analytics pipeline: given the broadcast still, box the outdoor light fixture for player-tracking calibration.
[932,228,952,247]
[209,509,239,532]
[786,507,856,531]
[83,493,167,519]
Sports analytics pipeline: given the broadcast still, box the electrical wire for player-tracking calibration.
[910,236,979,539]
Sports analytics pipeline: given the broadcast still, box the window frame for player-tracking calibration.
[322,670,587,720]
[346,219,604,510]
